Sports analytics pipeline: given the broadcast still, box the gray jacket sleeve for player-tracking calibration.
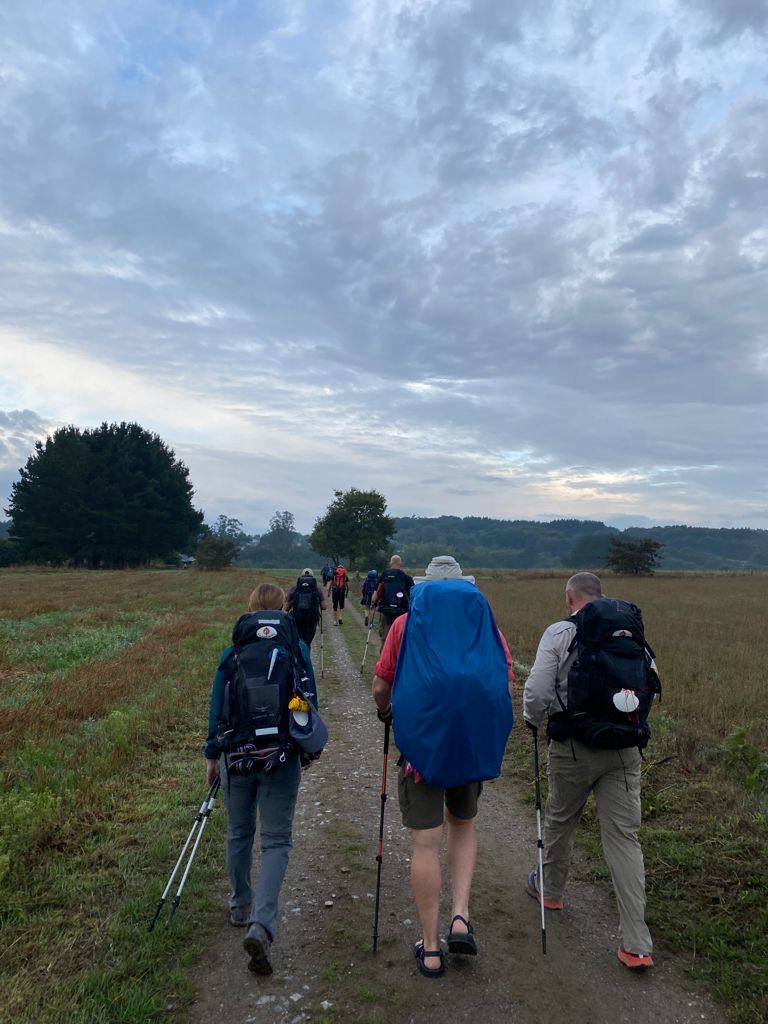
[523,620,577,727]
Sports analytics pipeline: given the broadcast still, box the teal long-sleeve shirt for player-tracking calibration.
[204,641,318,759]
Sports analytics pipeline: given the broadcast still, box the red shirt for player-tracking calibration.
[374,613,514,685]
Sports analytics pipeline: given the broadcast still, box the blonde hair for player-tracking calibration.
[248,582,286,611]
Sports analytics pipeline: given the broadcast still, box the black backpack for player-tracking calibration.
[550,598,661,751]
[380,568,410,617]
[293,576,320,617]
[217,611,305,755]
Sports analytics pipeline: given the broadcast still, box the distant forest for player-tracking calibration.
[4,514,768,572]
[393,516,768,572]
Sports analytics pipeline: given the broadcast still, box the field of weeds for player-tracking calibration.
[2,567,766,1024]
[477,571,768,1024]
[0,568,293,1024]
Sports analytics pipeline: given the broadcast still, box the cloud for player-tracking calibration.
[0,0,767,531]
[0,409,53,514]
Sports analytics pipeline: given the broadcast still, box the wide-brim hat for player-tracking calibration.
[413,554,475,585]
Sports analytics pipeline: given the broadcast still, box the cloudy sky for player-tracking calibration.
[1,0,767,533]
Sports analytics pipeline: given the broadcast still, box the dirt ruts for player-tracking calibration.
[185,611,724,1024]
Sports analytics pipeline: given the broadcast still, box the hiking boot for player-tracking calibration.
[244,922,273,976]
[526,870,564,911]
[617,948,654,970]
[229,904,251,927]
[338,618,343,625]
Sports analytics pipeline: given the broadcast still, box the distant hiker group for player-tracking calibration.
[151,556,660,983]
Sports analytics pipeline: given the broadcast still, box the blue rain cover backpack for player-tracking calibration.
[391,580,513,789]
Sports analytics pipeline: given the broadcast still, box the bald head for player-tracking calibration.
[565,572,602,613]
[389,554,402,568]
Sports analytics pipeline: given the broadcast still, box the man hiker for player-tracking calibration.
[372,555,515,978]
[330,563,349,625]
[523,572,660,970]
[204,582,320,976]
[372,554,414,642]
[360,568,379,627]
[286,568,326,646]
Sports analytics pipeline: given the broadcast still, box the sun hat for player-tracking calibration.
[301,568,314,577]
[413,555,475,585]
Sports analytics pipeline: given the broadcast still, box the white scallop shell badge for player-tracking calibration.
[613,688,640,713]
[256,625,277,639]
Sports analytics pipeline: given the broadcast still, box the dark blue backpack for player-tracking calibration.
[362,570,378,600]
[391,580,513,788]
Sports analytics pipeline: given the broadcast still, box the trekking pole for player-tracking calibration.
[372,716,391,953]
[164,776,220,927]
[148,778,219,932]
[320,613,325,680]
[532,727,547,955]
[360,607,377,674]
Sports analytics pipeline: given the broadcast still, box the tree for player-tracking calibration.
[568,532,614,568]
[194,515,249,570]
[7,422,203,568]
[310,489,395,569]
[212,515,249,552]
[196,535,238,570]
[604,536,663,575]
[238,509,315,569]
[0,539,21,567]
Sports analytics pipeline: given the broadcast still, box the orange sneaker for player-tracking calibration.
[526,870,564,911]
[617,948,654,969]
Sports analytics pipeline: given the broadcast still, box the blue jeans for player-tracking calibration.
[222,754,301,938]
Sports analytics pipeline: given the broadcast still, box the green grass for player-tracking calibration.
[0,569,296,1023]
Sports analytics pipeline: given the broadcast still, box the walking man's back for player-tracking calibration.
[523,571,660,970]
[373,554,414,641]
[372,556,515,978]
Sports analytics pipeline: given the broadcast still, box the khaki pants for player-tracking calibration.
[543,739,652,955]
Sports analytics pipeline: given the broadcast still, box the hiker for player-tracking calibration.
[523,572,660,970]
[330,563,349,625]
[204,582,320,976]
[372,554,414,641]
[360,568,379,627]
[321,563,334,590]
[286,568,326,646]
[372,556,515,978]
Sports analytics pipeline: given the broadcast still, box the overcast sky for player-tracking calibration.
[1,0,767,534]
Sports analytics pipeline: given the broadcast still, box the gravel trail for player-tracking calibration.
[185,609,724,1024]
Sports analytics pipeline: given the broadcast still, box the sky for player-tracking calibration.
[1,0,767,535]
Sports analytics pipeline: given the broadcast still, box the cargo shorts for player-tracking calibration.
[397,766,482,830]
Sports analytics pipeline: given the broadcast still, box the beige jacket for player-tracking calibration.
[522,618,577,728]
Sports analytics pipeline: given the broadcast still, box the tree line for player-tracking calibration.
[3,420,766,573]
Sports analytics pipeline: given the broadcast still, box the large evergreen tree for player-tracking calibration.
[310,489,395,569]
[7,422,203,567]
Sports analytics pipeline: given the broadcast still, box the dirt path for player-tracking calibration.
[185,609,724,1024]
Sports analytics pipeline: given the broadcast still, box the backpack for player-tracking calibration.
[391,580,513,788]
[333,566,348,590]
[293,576,320,617]
[362,570,378,599]
[379,568,410,617]
[550,598,661,751]
[217,611,305,760]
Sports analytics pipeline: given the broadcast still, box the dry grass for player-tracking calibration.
[478,572,768,749]
[469,570,767,1024]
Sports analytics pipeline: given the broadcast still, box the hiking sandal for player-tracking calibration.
[446,915,477,955]
[413,941,445,978]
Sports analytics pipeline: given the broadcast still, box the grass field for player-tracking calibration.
[0,568,293,1024]
[478,571,768,1024]
[1,568,766,1023]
